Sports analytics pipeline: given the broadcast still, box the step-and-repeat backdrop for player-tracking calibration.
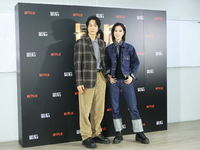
[15,3,167,147]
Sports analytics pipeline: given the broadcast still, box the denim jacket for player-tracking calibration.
[106,42,140,79]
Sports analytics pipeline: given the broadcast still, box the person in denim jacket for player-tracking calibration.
[106,22,150,144]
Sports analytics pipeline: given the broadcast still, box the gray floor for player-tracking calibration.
[1,120,200,150]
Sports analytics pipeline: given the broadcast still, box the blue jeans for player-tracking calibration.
[109,79,141,120]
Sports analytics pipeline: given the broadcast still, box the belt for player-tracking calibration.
[97,69,102,72]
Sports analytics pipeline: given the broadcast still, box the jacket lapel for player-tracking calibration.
[97,38,104,57]
[85,36,95,55]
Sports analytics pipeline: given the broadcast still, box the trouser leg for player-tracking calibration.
[79,88,95,140]
[109,81,122,132]
[122,82,144,132]
[90,72,106,137]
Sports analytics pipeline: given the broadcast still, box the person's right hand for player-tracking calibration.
[77,85,85,94]
[108,74,117,84]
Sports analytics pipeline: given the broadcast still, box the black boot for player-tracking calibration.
[135,132,150,144]
[113,132,123,144]
[82,137,97,148]
[92,134,110,144]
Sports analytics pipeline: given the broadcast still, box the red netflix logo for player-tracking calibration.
[39,73,50,77]
[154,17,163,20]
[73,13,83,17]
[116,15,125,19]
[155,87,164,90]
[102,127,107,131]
[145,34,154,38]
[146,105,155,108]
[74,92,79,95]
[137,52,145,55]
[27,94,38,98]
[52,132,63,137]
[24,11,36,15]
[107,108,112,112]
[64,112,74,116]
[51,53,62,56]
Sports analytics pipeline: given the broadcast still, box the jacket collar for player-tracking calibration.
[111,41,126,49]
[84,36,104,56]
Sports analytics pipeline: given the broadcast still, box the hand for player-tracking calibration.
[77,85,85,94]
[124,76,133,85]
[108,74,117,84]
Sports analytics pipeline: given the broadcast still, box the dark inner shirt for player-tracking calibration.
[115,45,125,79]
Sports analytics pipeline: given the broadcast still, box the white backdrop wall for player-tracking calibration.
[1,0,200,142]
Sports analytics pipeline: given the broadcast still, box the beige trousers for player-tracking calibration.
[79,72,106,140]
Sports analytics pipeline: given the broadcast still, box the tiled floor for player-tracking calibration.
[1,120,200,150]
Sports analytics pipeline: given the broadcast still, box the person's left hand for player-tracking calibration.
[124,75,133,85]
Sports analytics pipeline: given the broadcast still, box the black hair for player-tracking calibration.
[85,16,101,35]
[111,22,126,42]
[86,15,101,29]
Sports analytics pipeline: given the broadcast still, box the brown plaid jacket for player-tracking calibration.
[74,36,107,88]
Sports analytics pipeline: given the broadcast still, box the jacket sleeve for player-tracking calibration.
[130,46,140,79]
[105,46,111,74]
[74,39,83,86]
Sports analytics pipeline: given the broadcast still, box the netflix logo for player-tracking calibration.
[64,112,74,116]
[146,105,155,108]
[24,11,35,15]
[73,13,83,17]
[145,34,154,38]
[51,53,62,56]
[116,15,125,19]
[102,127,107,131]
[39,73,50,77]
[155,87,164,90]
[74,92,79,95]
[107,108,112,112]
[52,132,63,137]
[154,17,163,20]
[26,94,38,98]
[137,52,145,55]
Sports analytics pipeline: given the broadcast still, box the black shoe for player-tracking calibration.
[93,134,110,144]
[113,132,123,144]
[82,137,97,149]
[135,132,150,144]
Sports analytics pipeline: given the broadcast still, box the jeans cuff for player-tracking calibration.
[113,118,123,132]
[132,119,144,132]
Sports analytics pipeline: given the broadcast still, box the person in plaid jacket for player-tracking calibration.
[74,16,110,149]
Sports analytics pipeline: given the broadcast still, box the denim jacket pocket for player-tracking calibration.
[123,55,130,66]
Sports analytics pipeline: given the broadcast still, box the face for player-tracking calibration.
[87,20,98,36]
[114,25,124,42]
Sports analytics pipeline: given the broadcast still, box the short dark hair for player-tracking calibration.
[86,15,101,29]
[111,22,126,42]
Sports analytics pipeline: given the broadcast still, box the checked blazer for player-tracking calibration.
[74,36,107,88]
